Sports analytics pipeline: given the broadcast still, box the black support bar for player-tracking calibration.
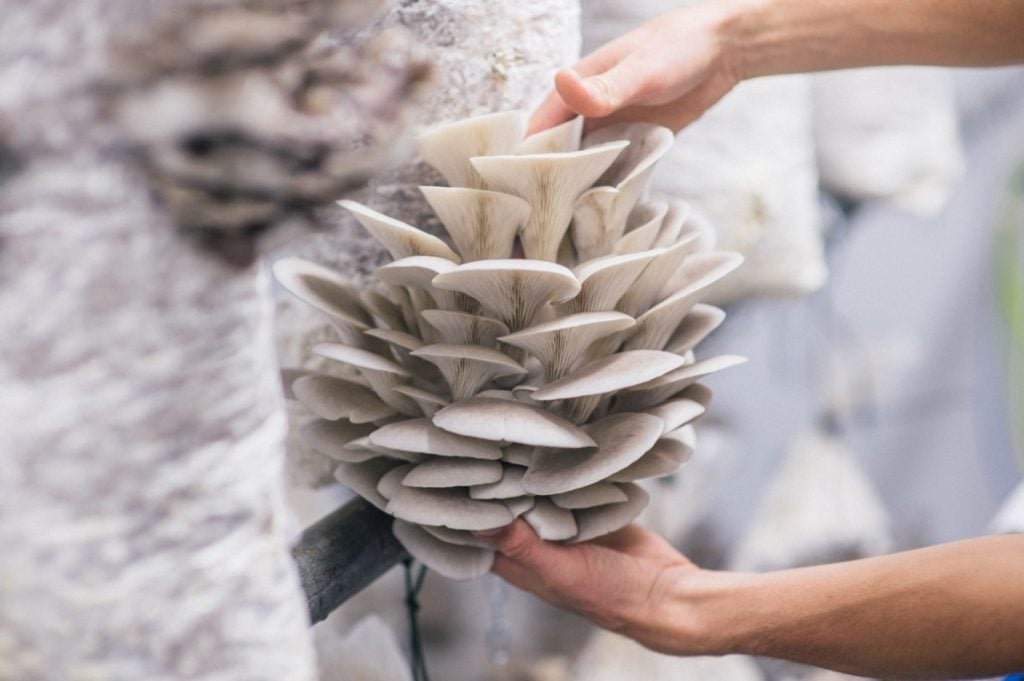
[292,497,407,623]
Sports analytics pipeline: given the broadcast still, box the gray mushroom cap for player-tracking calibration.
[292,373,397,423]
[606,431,694,482]
[369,417,503,460]
[402,458,504,488]
[469,465,528,500]
[300,419,377,462]
[558,250,662,315]
[433,397,596,449]
[616,355,747,411]
[550,482,629,510]
[334,458,404,511]
[522,412,664,495]
[432,259,581,332]
[272,257,372,346]
[313,342,419,416]
[339,199,461,262]
[516,115,583,154]
[417,110,528,189]
[410,343,526,400]
[419,186,531,262]
[530,350,687,401]
[386,486,515,531]
[393,520,495,581]
[572,483,650,543]
[523,498,578,541]
[420,309,510,347]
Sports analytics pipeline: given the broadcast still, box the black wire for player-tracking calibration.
[403,559,431,681]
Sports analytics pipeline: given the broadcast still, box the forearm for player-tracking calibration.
[726,0,1024,79]
[663,535,1024,679]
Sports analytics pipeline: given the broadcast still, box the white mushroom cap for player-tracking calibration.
[334,458,403,511]
[402,458,503,488]
[364,328,424,353]
[433,397,596,449]
[646,396,706,435]
[392,385,449,418]
[571,186,629,262]
[606,431,693,482]
[377,463,415,499]
[420,309,509,346]
[613,202,667,255]
[272,257,372,346]
[432,259,580,332]
[386,486,515,531]
[531,350,687,401]
[550,482,629,510]
[499,311,635,381]
[572,483,650,543]
[652,200,692,248]
[623,253,743,352]
[393,520,495,581]
[660,251,745,302]
[522,412,664,495]
[417,110,528,189]
[585,122,675,192]
[469,465,527,500]
[369,417,503,460]
[292,373,398,423]
[338,200,460,262]
[313,343,420,416]
[470,141,630,260]
[375,256,465,309]
[616,236,702,318]
[301,419,377,462]
[504,496,536,518]
[422,525,493,549]
[410,343,526,400]
[502,444,534,466]
[664,304,726,355]
[359,287,407,332]
[557,250,661,315]
[516,115,583,154]
[419,186,531,261]
[615,355,747,411]
[523,498,578,541]
[343,436,426,464]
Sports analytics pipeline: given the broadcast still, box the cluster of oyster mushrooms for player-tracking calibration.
[275,110,745,579]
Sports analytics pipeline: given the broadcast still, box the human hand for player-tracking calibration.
[529,2,746,134]
[476,519,716,654]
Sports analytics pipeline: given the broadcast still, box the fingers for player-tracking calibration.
[480,519,565,573]
[555,54,652,119]
[527,85,577,135]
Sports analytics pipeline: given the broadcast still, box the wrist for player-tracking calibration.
[710,0,776,82]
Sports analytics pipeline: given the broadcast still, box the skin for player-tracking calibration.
[479,521,1024,679]
[489,1,1024,677]
[529,0,1024,134]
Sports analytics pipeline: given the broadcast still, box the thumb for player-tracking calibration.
[556,54,650,118]
[475,519,566,573]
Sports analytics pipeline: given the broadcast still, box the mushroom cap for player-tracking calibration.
[422,525,493,549]
[499,311,636,381]
[343,436,426,464]
[606,431,693,482]
[572,483,650,543]
[502,444,534,466]
[402,457,504,488]
[470,141,630,260]
[419,186,531,261]
[386,486,515,531]
[376,256,458,290]
[504,496,537,518]
[363,328,424,353]
[616,237,704,318]
[613,202,668,255]
[615,355,747,411]
[369,417,503,460]
[433,397,596,449]
[393,520,495,580]
[585,122,675,190]
[531,350,687,401]
[292,373,397,423]
[432,259,581,332]
[334,458,403,511]
[646,396,706,435]
[523,498,578,541]
[272,257,371,344]
[652,200,692,248]
[469,465,527,500]
[410,343,526,400]
[417,110,528,188]
[522,412,664,495]
[360,287,407,332]
[377,463,415,499]
[558,250,661,315]
[516,115,583,154]
[420,309,510,346]
[550,482,629,510]
[338,199,460,262]
[664,304,726,356]
[392,385,449,417]
[301,419,377,462]
[313,342,419,415]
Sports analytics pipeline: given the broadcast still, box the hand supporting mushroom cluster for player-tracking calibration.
[275,110,745,580]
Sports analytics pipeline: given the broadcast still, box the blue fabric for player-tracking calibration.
[1003,674,1024,680]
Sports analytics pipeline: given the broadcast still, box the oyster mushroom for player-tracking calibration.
[410,343,526,400]
[417,110,528,189]
[393,520,495,581]
[420,186,530,261]
[498,311,635,381]
[433,397,596,449]
[339,199,460,262]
